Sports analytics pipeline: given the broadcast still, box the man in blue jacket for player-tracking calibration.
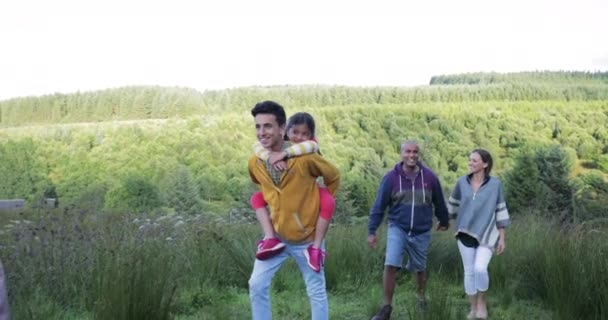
[368,140,449,320]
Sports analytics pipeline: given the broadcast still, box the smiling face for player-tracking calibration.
[287,123,312,143]
[468,152,488,175]
[255,113,285,151]
[401,142,419,170]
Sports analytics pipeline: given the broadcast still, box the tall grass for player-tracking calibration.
[0,209,605,319]
[491,214,608,320]
[539,223,607,319]
[92,234,178,320]
[0,209,180,319]
[324,225,385,291]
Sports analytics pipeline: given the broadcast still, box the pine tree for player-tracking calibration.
[164,165,202,216]
[504,149,542,214]
[504,145,574,218]
[536,145,573,217]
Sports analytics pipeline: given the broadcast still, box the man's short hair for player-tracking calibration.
[251,101,287,126]
[400,140,419,152]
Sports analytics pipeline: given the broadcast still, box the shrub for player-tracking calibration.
[105,174,162,212]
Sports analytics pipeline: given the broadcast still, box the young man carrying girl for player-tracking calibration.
[251,112,335,273]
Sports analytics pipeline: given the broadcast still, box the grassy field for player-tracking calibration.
[0,208,605,319]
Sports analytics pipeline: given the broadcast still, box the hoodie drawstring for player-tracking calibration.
[421,169,425,203]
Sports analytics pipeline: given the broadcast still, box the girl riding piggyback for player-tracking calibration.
[251,112,335,272]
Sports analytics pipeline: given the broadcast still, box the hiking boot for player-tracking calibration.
[304,245,325,272]
[371,304,392,320]
[255,238,285,260]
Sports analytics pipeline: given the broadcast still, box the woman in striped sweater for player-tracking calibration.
[448,149,511,320]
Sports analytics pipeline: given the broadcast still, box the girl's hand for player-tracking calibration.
[496,238,506,255]
[269,151,288,165]
[272,160,287,171]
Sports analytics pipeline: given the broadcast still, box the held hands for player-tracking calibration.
[436,222,449,231]
[367,234,377,249]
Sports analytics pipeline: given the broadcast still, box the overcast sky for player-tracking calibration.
[1,0,607,100]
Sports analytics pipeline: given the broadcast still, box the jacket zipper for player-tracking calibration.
[472,178,488,200]
[409,177,415,236]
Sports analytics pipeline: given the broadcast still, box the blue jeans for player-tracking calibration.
[249,241,327,320]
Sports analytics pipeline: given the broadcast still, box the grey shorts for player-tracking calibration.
[385,224,431,272]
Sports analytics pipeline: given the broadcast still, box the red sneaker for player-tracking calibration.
[304,245,325,272]
[255,238,285,260]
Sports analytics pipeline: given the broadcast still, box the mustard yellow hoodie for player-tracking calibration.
[248,153,340,243]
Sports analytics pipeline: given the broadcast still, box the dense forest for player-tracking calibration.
[1,71,608,127]
[0,71,607,222]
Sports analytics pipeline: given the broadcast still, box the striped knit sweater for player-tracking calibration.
[448,175,511,250]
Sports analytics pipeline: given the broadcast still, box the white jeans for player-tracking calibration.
[457,240,493,295]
